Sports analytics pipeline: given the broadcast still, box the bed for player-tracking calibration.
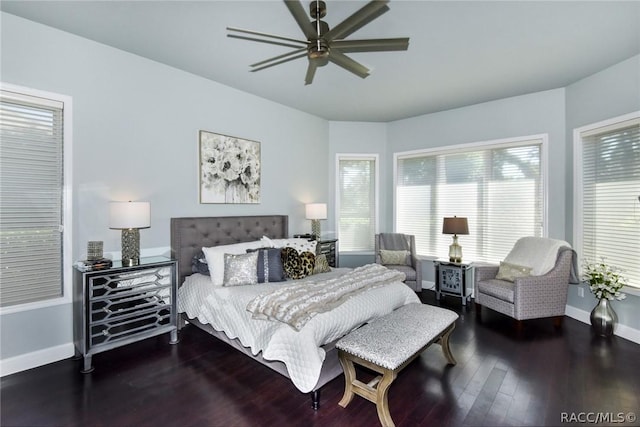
[170,215,420,409]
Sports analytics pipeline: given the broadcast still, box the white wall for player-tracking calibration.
[0,12,329,370]
[564,55,640,339]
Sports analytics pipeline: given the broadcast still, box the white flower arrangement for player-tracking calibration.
[582,258,627,301]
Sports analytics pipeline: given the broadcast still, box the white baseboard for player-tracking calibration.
[0,342,74,377]
[565,305,640,344]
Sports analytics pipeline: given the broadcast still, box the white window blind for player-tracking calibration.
[0,89,64,307]
[396,138,544,262]
[577,115,640,289]
[337,155,377,252]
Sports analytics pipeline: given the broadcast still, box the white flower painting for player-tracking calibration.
[199,131,261,204]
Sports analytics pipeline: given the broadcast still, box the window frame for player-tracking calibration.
[0,82,73,314]
[573,111,640,294]
[335,153,379,254]
[393,134,549,261]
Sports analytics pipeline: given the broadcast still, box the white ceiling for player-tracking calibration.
[2,0,639,122]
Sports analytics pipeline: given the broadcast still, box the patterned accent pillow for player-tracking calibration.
[267,238,318,254]
[495,261,532,282]
[191,250,210,275]
[281,247,316,279]
[380,249,410,265]
[223,252,258,286]
[313,254,331,274]
[247,248,285,283]
[299,251,316,277]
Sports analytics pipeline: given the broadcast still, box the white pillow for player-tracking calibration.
[269,238,317,254]
[202,240,265,286]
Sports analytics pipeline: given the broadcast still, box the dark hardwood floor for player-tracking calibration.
[2,291,639,427]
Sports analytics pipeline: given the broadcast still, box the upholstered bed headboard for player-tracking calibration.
[170,215,289,285]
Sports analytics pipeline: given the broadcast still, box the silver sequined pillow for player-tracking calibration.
[223,252,258,286]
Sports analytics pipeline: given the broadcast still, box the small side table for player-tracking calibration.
[317,239,339,267]
[434,259,472,306]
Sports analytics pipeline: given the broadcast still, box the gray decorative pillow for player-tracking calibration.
[191,250,210,276]
[496,261,532,282]
[247,248,285,283]
[380,249,410,265]
[223,252,258,286]
[313,254,331,274]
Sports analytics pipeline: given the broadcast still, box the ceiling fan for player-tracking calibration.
[227,0,409,85]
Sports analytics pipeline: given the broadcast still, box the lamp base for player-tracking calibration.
[121,228,140,266]
[448,235,462,263]
[311,219,321,240]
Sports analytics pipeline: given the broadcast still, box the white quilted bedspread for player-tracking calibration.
[177,268,420,393]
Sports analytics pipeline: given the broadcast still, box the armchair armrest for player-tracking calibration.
[474,265,499,284]
[411,255,423,289]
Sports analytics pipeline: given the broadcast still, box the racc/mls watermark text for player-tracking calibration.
[561,412,637,424]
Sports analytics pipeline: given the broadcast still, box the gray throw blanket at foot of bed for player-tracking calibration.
[246,264,406,331]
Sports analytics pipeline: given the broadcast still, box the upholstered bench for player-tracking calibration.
[336,303,458,427]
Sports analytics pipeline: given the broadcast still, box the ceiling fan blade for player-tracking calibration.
[251,52,308,72]
[283,0,317,40]
[328,49,370,79]
[304,60,319,85]
[332,38,409,53]
[324,0,390,41]
[250,48,307,68]
[228,34,303,50]
[227,27,307,45]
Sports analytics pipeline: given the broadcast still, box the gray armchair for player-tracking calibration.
[375,233,422,292]
[474,237,575,329]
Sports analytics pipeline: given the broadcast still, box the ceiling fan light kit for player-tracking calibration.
[227,0,409,85]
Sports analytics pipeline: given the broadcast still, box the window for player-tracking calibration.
[574,112,640,289]
[395,136,546,262]
[336,154,378,252]
[0,85,71,309]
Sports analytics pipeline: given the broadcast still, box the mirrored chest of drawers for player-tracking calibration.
[73,256,179,373]
[317,239,338,267]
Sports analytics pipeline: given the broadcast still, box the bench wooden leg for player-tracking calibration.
[338,352,356,408]
[376,369,397,427]
[437,323,457,365]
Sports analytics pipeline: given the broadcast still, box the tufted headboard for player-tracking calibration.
[170,215,289,286]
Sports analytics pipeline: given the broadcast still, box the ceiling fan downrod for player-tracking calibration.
[309,0,330,63]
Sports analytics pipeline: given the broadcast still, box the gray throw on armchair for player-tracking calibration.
[474,236,578,328]
[375,233,422,292]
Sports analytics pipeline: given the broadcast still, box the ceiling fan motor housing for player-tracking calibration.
[309,18,330,62]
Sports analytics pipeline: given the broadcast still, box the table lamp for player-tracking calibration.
[109,201,150,266]
[305,203,327,239]
[442,216,469,263]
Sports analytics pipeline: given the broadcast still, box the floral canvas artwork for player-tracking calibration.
[199,131,261,204]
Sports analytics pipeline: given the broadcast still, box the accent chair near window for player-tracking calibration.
[474,237,577,329]
[375,233,422,292]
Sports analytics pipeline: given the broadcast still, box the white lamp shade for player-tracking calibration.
[109,202,150,229]
[305,203,327,220]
